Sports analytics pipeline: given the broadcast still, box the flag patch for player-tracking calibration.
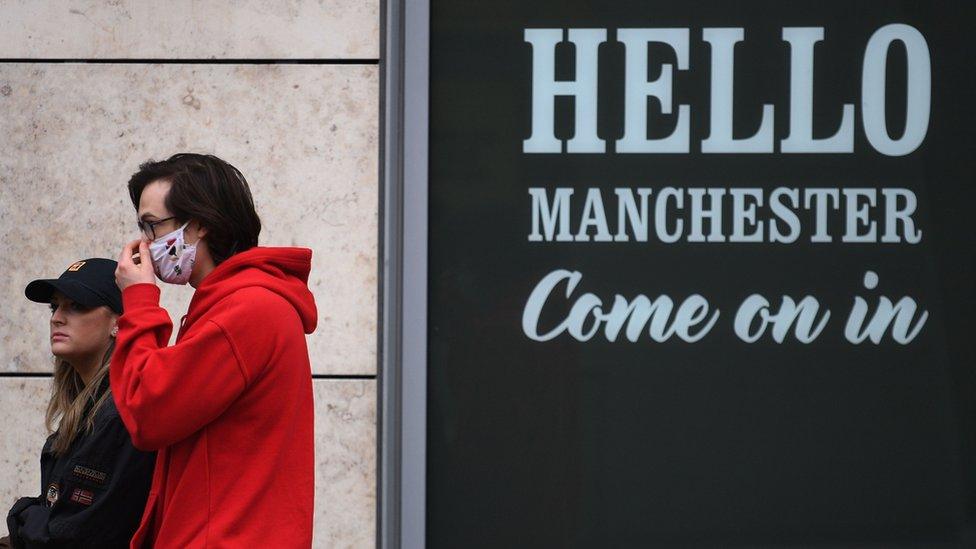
[70,488,94,506]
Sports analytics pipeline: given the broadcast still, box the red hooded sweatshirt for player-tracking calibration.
[110,247,317,548]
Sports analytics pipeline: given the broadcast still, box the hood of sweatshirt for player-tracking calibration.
[182,247,318,334]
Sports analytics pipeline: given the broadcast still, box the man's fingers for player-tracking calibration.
[116,239,158,290]
[119,239,142,266]
[118,241,134,266]
[137,240,151,267]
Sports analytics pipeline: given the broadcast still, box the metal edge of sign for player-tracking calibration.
[378,0,398,545]
[381,0,429,548]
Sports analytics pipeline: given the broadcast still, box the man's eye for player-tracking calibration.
[71,303,89,312]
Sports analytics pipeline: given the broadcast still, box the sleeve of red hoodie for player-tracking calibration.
[110,283,276,451]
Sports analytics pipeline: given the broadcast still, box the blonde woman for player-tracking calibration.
[5,259,154,549]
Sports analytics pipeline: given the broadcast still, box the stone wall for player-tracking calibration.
[0,2,379,546]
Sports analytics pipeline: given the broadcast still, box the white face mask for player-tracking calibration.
[149,221,197,285]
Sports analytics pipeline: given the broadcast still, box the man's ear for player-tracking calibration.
[188,221,208,242]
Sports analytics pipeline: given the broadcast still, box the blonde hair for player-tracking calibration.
[45,340,115,456]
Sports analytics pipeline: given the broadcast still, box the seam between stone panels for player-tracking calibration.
[0,58,380,64]
[0,373,377,379]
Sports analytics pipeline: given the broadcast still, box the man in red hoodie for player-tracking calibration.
[112,153,317,548]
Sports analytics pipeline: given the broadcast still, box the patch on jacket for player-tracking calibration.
[69,488,94,506]
[46,483,59,507]
[72,464,108,485]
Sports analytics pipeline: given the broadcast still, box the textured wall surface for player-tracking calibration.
[0,1,378,59]
[0,378,49,510]
[0,1,379,546]
[314,380,377,548]
[0,63,378,376]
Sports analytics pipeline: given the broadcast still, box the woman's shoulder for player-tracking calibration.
[42,394,136,465]
[42,394,122,456]
[91,394,122,428]
[78,394,154,461]
[84,394,130,445]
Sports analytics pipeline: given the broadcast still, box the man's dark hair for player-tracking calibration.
[128,153,262,265]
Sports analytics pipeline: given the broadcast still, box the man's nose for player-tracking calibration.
[51,306,66,325]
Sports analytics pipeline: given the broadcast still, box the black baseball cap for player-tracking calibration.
[25,258,123,314]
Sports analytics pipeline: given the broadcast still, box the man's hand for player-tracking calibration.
[116,239,156,291]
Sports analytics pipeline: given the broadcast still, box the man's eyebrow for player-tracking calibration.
[139,212,160,221]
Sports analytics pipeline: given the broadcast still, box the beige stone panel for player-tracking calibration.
[0,377,51,538]
[313,379,376,548]
[0,0,378,59]
[0,377,376,545]
[0,64,378,375]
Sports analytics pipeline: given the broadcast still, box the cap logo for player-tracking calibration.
[67,261,86,272]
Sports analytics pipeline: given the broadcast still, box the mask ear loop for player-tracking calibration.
[181,221,205,249]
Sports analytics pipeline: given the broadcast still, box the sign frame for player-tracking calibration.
[382,2,976,547]
[381,1,429,548]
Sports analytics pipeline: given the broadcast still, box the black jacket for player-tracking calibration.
[6,378,155,548]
